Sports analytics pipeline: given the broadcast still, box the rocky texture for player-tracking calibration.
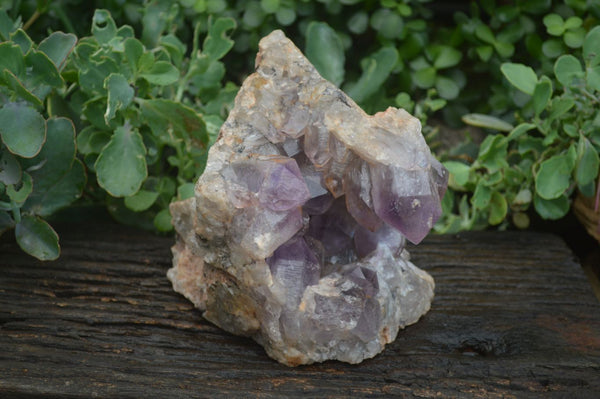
[168,30,447,366]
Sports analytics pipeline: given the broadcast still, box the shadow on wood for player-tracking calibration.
[1,220,599,398]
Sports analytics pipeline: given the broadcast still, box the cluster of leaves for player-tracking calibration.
[0,12,84,260]
[440,27,600,232]
[0,6,236,259]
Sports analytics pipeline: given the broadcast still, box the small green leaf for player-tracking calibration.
[443,161,470,189]
[462,113,513,132]
[139,99,208,146]
[260,0,280,13]
[0,102,46,158]
[488,191,508,225]
[534,194,569,220]
[501,63,538,95]
[95,125,147,197]
[104,73,134,123]
[549,97,575,121]
[475,24,495,44]
[435,76,460,100]
[554,54,583,86]
[38,32,77,72]
[7,172,32,203]
[576,136,600,187]
[15,215,60,261]
[2,70,43,107]
[11,29,33,54]
[564,27,585,49]
[140,61,179,86]
[535,154,575,200]
[543,13,564,36]
[177,182,196,200]
[346,47,398,103]
[586,64,600,92]
[305,22,345,86]
[478,134,508,172]
[472,182,492,210]
[203,17,237,62]
[507,123,536,141]
[0,42,25,79]
[0,148,21,184]
[513,189,532,206]
[542,39,564,58]
[414,66,436,89]
[583,26,600,66]
[432,45,462,69]
[476,45,494,61]
[77,127,111,155]
[123,37,145,73]
[532,76,552,116]
[154,208,173,232]
[92,9,117,44]
[124,189,159,211]
[275,7,296,26]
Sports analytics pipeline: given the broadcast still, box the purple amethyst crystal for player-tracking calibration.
[168,30,445,366]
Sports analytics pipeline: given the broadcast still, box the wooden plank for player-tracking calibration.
[1,220,599,398]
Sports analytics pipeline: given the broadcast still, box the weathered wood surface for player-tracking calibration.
[1,220,599,398]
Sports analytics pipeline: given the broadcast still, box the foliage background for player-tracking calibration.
[1,0,599,259]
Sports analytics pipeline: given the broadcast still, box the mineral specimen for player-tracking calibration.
[168,30,448,366]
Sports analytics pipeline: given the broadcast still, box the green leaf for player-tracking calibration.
[11,29,33,54]
[443,161,470,189]
[564,27,585,49]
[7,172,32,203]
[104,73,134,123]
[583,26,600,66]
[275,7,296,26]
[154,208,173,232]
[549,97,575,121]
[462,113,513,132]
[586,64,600,92]
[554,54,582,86]
[305,22,345,86]
[15,215,60,261]
[95,125,147,197]
[0,102,46,158]
[203,17,237,62]
[535,154,575,200]
[576,136,600,187]
[78,57,119,94]
[543,13,564,36]
[260,0,280,13]
[38,32,77,72]
[488,191,508,225]
[23,50,64,100]
[534,194,569,220]
[177,182,196,200]
[501,63,538,95]
[507,123,536,141]
[532,76,552,116]
[414,66,436,89]
[139,61,179,86]
[0,42,26,82]
[346,47,398,103]
[0,149,21,184]
[124,189,159,212]
[123,37,145,74]
[542,39,564,58]
[77,127,111,155]
[478,134,508,172]
[432,45,462,69]
[92,9,117,44]
[472,182,492,210]
[23,118,85,217]
[475,24,495,44]
[139,99,208,147]
[2,70,43,107]
[435,76,460,100]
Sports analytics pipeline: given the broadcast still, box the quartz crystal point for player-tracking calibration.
[168,30,448,366]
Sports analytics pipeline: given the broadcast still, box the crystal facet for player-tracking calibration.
[168,30,447,366]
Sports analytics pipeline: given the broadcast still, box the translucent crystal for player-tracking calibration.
[168,30,445,366]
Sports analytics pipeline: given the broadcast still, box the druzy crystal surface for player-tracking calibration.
[168,30,448,366]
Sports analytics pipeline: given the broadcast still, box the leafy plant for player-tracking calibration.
[0,11,84,260]
[440,26,600,232]
[63,8,235,232]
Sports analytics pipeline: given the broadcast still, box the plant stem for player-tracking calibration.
[22,10,40,31]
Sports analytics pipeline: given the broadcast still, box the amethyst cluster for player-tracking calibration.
[168,30,447,366]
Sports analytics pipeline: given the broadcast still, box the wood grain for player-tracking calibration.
[1,220,599,398]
